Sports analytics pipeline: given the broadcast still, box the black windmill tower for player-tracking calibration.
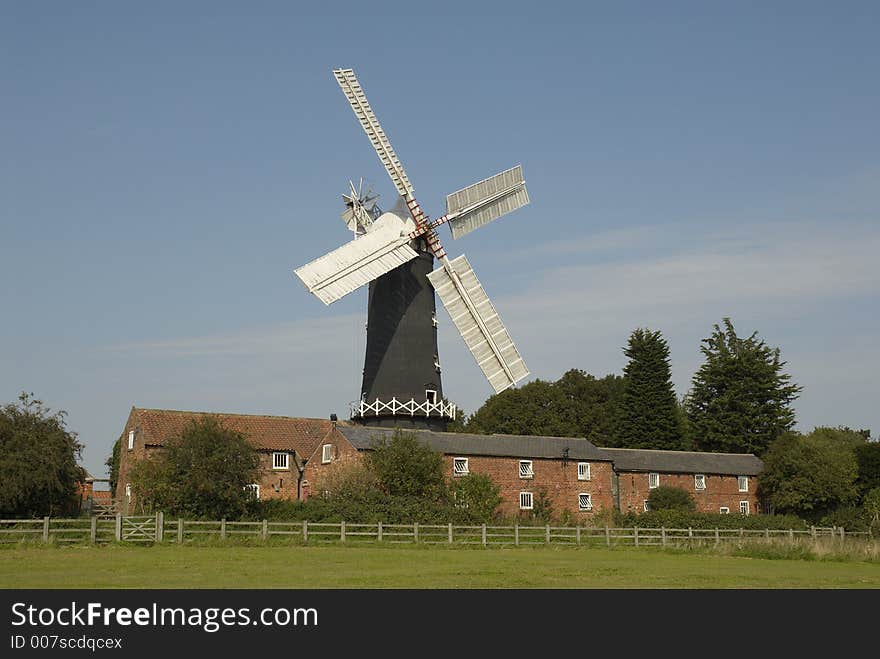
[294,68,532,431]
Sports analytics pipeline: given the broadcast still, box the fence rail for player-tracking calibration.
[0,516,873,547]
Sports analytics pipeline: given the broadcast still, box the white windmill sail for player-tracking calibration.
[294,216,418,305]
[445,165,530,239]
[333,68,415,199]
[427,254,529,393]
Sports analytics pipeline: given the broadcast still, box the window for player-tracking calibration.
[125,483,131,500]
[453,457,469,476]
[643,500,651,512]
[519,491,533,510]
[519,460,534,479]
[648,472,660,489]
[578,493,593,511]
[738,476,749,492]
[740,501,750,515]
[245,484,260,500]
[577,462,591,481]
[127,430,135,450]
[272,452,289,470]
[719,507,730,514]
[694,474,706,490]
[425,389,438,404]
[321,444,332,464]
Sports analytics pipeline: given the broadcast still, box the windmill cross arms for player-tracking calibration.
[333,68,416,200]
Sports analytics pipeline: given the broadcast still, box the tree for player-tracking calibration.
[0,393,84,518]
[758,430,859,521]
[854,440,880,498]
[613,328,686,450]
[106,437,121,494]
[646,485,696,512]
[685,318,801,455]
[366,429,447,500]
[465,369,624,443]
[130,418,259,519]
[449,473,502,520]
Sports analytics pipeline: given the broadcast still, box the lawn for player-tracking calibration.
[1,543,879,588]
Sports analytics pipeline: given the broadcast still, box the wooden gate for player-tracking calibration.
[119,515,157,542]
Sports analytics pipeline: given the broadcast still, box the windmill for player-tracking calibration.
[294,68,531,431]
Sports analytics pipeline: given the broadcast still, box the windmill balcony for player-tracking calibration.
[350,397,456,421]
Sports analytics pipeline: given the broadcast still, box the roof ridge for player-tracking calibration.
[598,446,757,457]
[133,407,331,422]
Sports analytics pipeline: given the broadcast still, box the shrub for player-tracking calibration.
[647,486,696,512]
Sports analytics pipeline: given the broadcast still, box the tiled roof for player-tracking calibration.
[600,447,763,476]
[132,408,333,457]
[337,425,609,461]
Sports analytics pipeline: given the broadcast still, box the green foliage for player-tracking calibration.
[0,393,84,518]
[366,429,447,500]
[646,485,697,512]
[130,417,260,519]
[685,318,801,455]
[855,442,880,497]
[106,437,121,494]
[819,505,872,533]
[616,509,807,530]
[863,488,880,534]
[450,473,502,520]
[466,369,624,444]
[525,488,554,524]
[613,328,687,450]
[758,429,859,522]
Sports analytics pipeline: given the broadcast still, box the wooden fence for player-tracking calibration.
[0,515,872,547]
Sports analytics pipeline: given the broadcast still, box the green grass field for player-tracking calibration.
[2,543,879,588]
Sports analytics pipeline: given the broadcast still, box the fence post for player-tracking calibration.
[262,519,268,541]
[788,528,794,541]
[545,524,551,545]
[634,526,639,547]
[715,528,720,545]
[90,515,97,543]
[840,527,845,540]
[156,511,164,543]
[220,518,226,540]
[661,526,666,547]
[515,524,519,547]
[605,525,610,547]
[811,526,816,538]
[576,525,581,546]
[341,520,346,543]
[765,528,770,541]
[448,523,453,544]
[688,527,693,542]
[303,520,308,543]
[42,516,50,543]
[413,522,419,544]
[482,524,487,547]
[739,528,744,539]
[115,513,122,542]
[177,518,183,543]
[377,521,383,543]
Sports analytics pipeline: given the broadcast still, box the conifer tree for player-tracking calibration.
[612,328,686,450]
[685,318,801,455]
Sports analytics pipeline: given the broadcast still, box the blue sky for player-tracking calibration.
[2,2,878,480]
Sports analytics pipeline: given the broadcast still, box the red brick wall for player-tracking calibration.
[615,471,759,515]
[302,431,361,499]
[252,451,300,501]
[444,455,615,519]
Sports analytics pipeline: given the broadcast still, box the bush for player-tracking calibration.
[449,473,502,521]
[647,486,696,512]
[366,429,446,500]
[615,509,808,530]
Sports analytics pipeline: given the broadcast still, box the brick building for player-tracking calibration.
[116,408,764,519]
[116,408,334,513]
[602,447,763,515]
[303,425,616,518]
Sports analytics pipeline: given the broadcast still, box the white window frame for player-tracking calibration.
[321,444,332,464]
[519,460,534,479]
[245,483,260,500]
[578,493,593,511]
[740,500,750,515]
[127,430,135,450]
[519,491,533,510]
[577,462,591,481]
[453,457,469,477]
[720,506,730,514]
[425,389,438,404]
[643,499,650,512]
[648,472,660,489]
[272,452,289,470]
[694,474,706,491]
[125,483,131,500]
[738,476,749,492]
